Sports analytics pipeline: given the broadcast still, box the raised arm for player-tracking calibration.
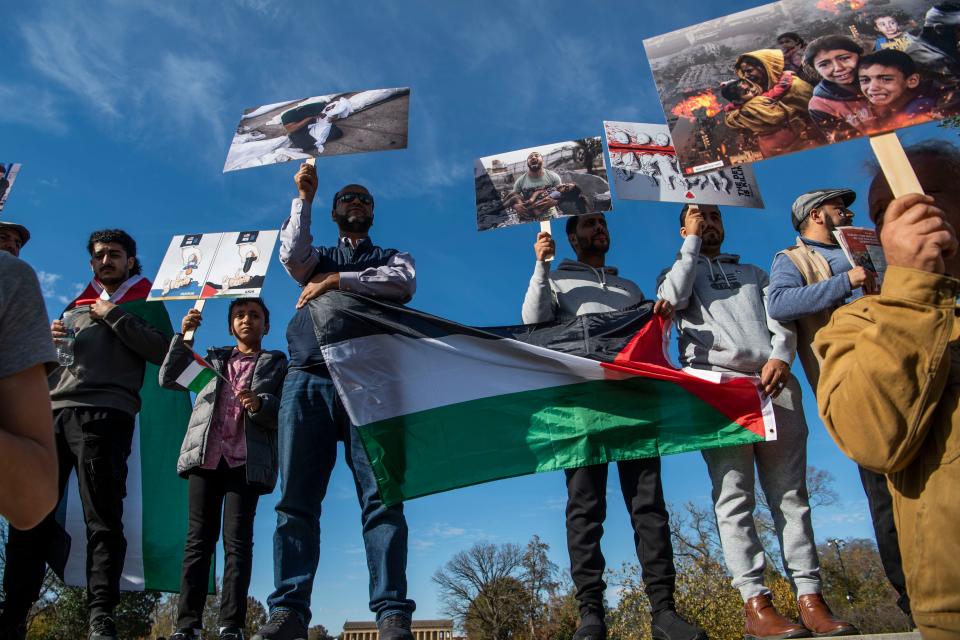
[657,235,701,311]
[521,232,558,324]
[279,163,321,285]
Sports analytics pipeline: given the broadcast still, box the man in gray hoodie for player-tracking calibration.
[522,213,705,640]
[657,205,855,640]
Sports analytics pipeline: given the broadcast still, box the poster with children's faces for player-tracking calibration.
[148,233,223,300]
[603,121,765,208]
[643,0,960,174]
[201,230,279,298]
[475,138,612,232]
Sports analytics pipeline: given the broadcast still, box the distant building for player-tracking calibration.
[341,619,455,640]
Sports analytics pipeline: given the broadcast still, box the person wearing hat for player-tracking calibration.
[0,220,30,257]
[767,189,913,625]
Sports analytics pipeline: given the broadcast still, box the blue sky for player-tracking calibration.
[2,0,952,632]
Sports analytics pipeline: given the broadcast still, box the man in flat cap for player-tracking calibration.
[767,189,913,626]
[0,220,30,258]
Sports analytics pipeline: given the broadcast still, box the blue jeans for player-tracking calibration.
[267,369,415,624]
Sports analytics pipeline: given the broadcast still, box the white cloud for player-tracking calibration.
[35,271,73,304]
[0,83,66,134]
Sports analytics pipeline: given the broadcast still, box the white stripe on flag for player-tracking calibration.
[64,417,146,590]
[321,333,609,427]
[175,359,207,389]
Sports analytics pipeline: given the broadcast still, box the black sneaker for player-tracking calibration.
[220,627,245,640]
[171,629,202,640]
[252,609,307,640]
[651,609,708,640]
[379,615,414,640]
[573,610,607,640]
[88,616,119,640]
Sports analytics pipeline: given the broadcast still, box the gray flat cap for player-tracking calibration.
[791,189,856,231]
[0,220,30,246]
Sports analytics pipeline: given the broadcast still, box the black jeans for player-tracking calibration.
[2,408,134,623]
[565,459,676,615]
[177,461,260,630]
[858,465,911,616]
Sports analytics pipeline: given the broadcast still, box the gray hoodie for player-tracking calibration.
[657,235,795,375]
[522,258,645,323]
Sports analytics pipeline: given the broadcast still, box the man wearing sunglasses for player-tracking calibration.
[256,163,416,640]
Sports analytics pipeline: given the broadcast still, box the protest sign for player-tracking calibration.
[603,121,764,207]
[0,162,22,211]
[223,87,410,172]
[149,233,223,301]
[201,230,279,298]
[475,138,612,232]
[643,0,960,175]
[148,230,278,301]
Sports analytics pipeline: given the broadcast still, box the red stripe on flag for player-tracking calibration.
[604,316,767,438]
[200,283,218,299]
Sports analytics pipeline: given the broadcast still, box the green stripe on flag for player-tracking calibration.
[123,299,202,592]
[359,376,764,506]
[186,366,218,394]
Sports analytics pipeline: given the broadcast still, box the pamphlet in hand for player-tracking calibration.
[834,227,886,295]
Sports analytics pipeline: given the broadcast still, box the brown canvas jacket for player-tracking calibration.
[814,266,960,636]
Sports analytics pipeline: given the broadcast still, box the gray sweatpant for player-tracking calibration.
[701,374,821,601]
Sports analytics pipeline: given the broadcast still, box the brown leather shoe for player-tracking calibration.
[797,594,859,636]
[745,594,811,640]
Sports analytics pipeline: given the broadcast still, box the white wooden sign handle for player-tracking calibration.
[183,298,206,343]
[869,132,924,198]
[540,219,555,262]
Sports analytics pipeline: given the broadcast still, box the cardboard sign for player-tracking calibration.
[475,138,613,232]
[148,230,279,300]
[201,230,279,298]
[0,162,22,211]
[643,0,960,173]
[603,121,764,208]
[223,87,410,172]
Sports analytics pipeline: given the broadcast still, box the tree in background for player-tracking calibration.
[149,583,268,639]
[433,541,531,639]
[308,623,336,640]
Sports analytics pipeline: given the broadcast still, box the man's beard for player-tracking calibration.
[334,211,373,233]
[97,268,129,286]
[701,229,724,251]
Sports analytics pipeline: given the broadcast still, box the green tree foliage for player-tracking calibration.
[308,623,336,640]
[25,574,160,640]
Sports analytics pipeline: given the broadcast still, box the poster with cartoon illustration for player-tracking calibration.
[603,121,765,207]
[643,0,960,174]
[148,233,223,300]
[201,230,279,298]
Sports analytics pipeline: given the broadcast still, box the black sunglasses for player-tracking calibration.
[336,192,374,206]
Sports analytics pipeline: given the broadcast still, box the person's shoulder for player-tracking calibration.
[0,253,41,290]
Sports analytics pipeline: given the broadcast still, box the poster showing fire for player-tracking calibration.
[643,0,960,174]
[604,121,764,207]
[148,230,279,300]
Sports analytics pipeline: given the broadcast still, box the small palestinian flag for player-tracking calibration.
[309,292,776,506]
[175,351,220,393]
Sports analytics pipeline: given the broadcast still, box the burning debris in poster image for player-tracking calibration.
[643,0,960,174]
[475,138,612,232]
[604,121,765,208]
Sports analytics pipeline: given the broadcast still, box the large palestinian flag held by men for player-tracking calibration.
[310,292,776,506]
[55,276,194,592]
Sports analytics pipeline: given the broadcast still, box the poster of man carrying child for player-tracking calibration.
[644,0,960,174]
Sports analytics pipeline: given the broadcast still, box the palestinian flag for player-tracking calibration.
[176,351,220,393]
[310,292,776,506]
[56,276,195,592]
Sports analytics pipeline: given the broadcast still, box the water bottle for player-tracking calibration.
[56,322,76,367]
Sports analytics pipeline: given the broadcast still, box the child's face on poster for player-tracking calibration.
[858,65,918,106]
[874,16,901,38]
[813,49,860,86]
